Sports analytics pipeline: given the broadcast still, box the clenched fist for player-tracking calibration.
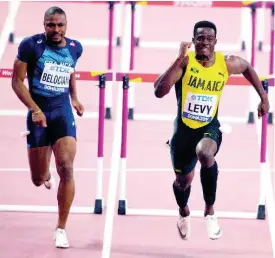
[179,42,192,57]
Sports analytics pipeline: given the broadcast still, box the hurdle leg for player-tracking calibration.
[270,3,275,75]
[247,4,257,124]
[268,3,274,124]
[118,75,130,215]
[257,80,269,220]
[256,3,265,51]
[94,75,106,214]
[105,1,115,119]
[8,0,18,43]
[9,0,15,43]
[134,4,143,47]
[128,83,135,120]
[114,1,123,46]
[0,0,20,62]
[128,2,136,120]
[240,7,250,51]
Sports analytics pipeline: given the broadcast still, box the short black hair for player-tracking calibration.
[193,20,217,37]
[44,6,66,20]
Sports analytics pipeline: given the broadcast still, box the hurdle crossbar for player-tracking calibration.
[0,68,273,86]
[115,72,275,87]
[131,1,274,8]
[0,68,113,81]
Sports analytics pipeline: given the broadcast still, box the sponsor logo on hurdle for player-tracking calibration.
[90,71,107,77]
[129,77,142,82]
[137,1,148,5]
[242,1,254,6]
[174,1,212,7]
[0,69,13,77]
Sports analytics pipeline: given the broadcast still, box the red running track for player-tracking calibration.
[0,2,274,258]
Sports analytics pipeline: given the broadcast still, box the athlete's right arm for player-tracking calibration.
[12,37,47,127]
[12,59,40,113]
[12,37,40,112]
[153,42,191,98]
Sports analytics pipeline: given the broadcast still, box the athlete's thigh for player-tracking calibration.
[28,146,52,180]
[52,136,76,177]
[49,104,76,146]
[26,110,51,148]
[170,129,198,175]
[196,125,222,155]
[26,111,52,179]
[50,104,77,172]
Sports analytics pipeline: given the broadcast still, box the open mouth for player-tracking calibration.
[197,47,210,55]
[51,34,61,41]
[200,47,209,51]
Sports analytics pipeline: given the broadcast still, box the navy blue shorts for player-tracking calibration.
[169,122,222,175]
[26,95,76,148]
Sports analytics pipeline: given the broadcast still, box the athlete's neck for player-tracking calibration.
[196,53,215,67]
[46,37,66,47]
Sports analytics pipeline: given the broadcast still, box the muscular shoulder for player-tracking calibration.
[224,54,238,63]
[65,37,83,59]
[17,34,45,63]
[18,33,44,48]
[224,54,249,75]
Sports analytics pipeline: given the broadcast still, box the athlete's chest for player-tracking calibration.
[37,47,76,70]
[180,65,227,123]
[183,66,227,93]
[36,47,75,89]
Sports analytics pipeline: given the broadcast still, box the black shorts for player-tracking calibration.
[169,122,222,175]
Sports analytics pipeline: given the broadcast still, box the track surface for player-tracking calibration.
[0,2,274,258]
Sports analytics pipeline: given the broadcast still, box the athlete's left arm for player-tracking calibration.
[226,55,269,117]
[69,72,78,101]
[70,42,84,116]
[69,72,84,117]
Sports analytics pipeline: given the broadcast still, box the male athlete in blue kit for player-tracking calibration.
[12,6,84,248]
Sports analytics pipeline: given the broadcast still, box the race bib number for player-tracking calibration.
[182,92,217,122]
[40,63,74,88]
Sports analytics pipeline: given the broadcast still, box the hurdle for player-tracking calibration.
[247,2,274,124]
[0,70,112,214]
[124,1,274,125]
[132,1,272,52]
[114,71,274,220]
[104,1,115,120]
[0,0,20,61]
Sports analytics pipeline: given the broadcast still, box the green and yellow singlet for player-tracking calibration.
[178,51,229,129]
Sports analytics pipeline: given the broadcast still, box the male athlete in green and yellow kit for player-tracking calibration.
[154,20,269,240]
